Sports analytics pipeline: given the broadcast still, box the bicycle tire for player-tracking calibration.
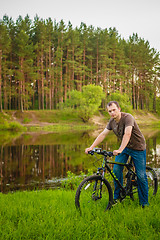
[75,175,113,213]
[125,166,158,201]
[146,166,158,195]
[130,166,158,198]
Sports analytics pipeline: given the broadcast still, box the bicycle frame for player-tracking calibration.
[97,155,136,198]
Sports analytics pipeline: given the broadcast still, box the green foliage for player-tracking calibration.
[0,119,26,132]
[61,170,113,190]
[107,91,133,113]
[61,170,94,190]
[65,84,105,122]
[0,113,24,131]
[0,120,9,130]
[7,122,27,132]
[65,90,82,108]
[23,117,32,123]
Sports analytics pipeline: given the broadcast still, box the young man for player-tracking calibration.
[85,101,149,207]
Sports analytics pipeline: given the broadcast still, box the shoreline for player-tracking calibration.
[1,110,160,134]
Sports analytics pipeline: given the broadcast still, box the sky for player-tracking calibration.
[0,0,160,52]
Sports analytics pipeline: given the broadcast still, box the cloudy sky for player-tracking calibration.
[1,0,160,52]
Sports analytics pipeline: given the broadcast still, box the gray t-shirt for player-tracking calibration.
[106,112,146,151]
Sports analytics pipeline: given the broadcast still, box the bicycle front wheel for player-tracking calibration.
[146,166,158,195]
[75,175,113,213]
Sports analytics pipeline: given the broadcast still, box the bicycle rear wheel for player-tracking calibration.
[75,175,113,213]
[125,166,158,200]
[146,166,158,195]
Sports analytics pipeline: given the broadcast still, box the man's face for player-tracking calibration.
[107,103,121,120]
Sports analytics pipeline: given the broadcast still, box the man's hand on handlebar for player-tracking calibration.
[85,147,93,154]
[113,150,121,156]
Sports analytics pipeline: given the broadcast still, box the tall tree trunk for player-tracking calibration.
[153,77,157,112]
[132,72,135,109]
[64,47,68,101]
[71,46,75,91]
[96,39,99,85]
[20,57,24,112]
[51,61,55,109]
[3,58,7,110]
[45,51,48,109]
[83,45,86,85]
[41,47,44,110]
[37,55,41,110]
[112,50,116,92]
[60,47,63,103]
[49,41,52,110]
[90,58,93,84]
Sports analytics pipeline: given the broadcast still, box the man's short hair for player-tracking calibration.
[107,101,120,109]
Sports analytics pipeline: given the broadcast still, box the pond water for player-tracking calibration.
[1,128,160,193]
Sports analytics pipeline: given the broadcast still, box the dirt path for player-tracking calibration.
[90,113,106,128]
[11,111,57,127]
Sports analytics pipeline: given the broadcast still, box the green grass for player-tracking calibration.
[0,189,160,240]
[22,117,32,124]
[35,109,80,123]
[10,109,83,124]
[27,123,96,132]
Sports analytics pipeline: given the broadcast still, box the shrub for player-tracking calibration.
[0,120,9,130]
[61,170,94,190]
[107,91,132,113]
[63,84,105,122]
[7,122,27,132]
[23,117,31,124]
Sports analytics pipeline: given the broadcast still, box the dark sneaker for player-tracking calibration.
[112,199,118,206]
[142,203,149,208]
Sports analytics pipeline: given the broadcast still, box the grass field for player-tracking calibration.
[1,110,97,133]
[0,189,160,240]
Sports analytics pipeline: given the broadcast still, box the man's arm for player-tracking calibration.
[85,128,110,154]
[113,126,132,155]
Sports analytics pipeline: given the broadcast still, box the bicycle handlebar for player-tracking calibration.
[88,148,114,157]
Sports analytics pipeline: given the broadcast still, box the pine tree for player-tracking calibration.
[14,15,34,111]
[0,17,12,111]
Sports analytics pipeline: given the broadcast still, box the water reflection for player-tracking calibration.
[0,144,88,193]
[0,130,160,193]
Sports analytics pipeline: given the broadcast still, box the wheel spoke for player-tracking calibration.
[146,166,158,196]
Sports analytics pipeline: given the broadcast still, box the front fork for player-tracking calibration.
[92,168,105,200]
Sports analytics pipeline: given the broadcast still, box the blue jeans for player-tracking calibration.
[113,147,149,206]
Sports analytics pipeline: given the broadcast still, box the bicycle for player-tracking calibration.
[75,148,158,213]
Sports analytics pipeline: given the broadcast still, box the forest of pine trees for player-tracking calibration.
[0,15,160,112]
